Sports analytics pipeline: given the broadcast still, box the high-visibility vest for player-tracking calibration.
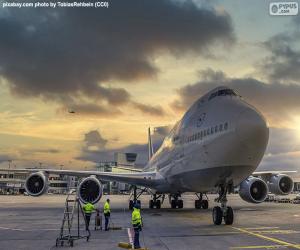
[104,201,110,215]
[131,208,142,227]
[83,203,95,214]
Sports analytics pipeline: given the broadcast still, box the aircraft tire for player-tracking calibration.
[178,200,183,209]
[171,200,177,209]
[201,200,209,209]
[156,200,161,209]
[224,207,234,225]
[212,206,222,225]
[195,200,201,209]
[149,200,154,209]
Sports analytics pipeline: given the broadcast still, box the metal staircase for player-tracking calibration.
[55,190,90,247]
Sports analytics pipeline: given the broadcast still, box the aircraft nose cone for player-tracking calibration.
[237,108,269,151]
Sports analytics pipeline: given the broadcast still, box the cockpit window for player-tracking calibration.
[209,89,237,101]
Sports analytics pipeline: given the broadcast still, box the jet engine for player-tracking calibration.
[239,177,268,203]
[25,172,48,196]
[78,176,103,204]
[268,174,293,195]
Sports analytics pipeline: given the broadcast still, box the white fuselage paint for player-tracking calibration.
[144,87,269,194]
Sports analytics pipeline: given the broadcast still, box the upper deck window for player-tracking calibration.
[209,89,237,101]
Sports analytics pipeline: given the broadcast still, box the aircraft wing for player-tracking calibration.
[0,168,159,187]
[252,170,297,177]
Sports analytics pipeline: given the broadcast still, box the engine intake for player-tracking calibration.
[78,176,103,204]
[268,174,293,195]
[25,172,48,196]
[239,177,268,203]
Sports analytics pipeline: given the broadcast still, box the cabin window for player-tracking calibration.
[219,124,223,131]
[224,122,228,130]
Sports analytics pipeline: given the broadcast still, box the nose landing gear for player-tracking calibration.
[212,185,234,225]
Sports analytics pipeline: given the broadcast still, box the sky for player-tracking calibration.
[0,0,300,172]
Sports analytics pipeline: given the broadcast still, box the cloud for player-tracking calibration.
[84,130,108,151]
[0,154,14,164]
[171,68,300,124]
[77,126,171,165]
[258,151,300,173]
[260,33,300,83]
[0,0,234,114]
[132,102,165,117]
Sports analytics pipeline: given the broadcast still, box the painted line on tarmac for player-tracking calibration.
[251,230,300,235]
[243,227,279,230]
[231,227,300,249]
[230,244,291,249]
[0,226,58,231]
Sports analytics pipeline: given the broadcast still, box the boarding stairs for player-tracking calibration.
[55,189,90,247]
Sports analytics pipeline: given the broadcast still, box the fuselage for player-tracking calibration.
[145,86,269,194]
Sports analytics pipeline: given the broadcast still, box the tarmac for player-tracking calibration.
[0,194,300,250]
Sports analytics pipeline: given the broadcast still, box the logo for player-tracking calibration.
[196,113,206,127]
[270,2,298,16]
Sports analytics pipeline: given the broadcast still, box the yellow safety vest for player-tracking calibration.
[83,202,95,214]
[131,208,142,227]
[104,201,110,215]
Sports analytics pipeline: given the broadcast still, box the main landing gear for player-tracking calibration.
[129,186,147,210]
[169,194,183,209]
[149,194,164,209]
[212,185,234,225]
[195,193,209,209]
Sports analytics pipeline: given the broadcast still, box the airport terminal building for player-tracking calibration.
[0,153,139,195]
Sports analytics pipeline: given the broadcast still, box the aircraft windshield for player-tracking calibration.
[209,89,237,101]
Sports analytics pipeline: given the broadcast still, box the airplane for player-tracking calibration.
[1,86,295,225]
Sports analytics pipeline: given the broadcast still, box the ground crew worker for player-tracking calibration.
[132,203,142,249]
[82,202,95,231]
[103,198,111,231]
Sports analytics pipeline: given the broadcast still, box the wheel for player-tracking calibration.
[149,200,154,209]
[195,200,201,209]
[212,206,222,225]
[55,239,58,247]
[129,200,134,210]
[178,200,183,209]
[224,206,234,225]
[156,200,161,209]
[61,241,64,246]
[171,200,176,209]
[201,200,209,209]
[87,236,90,242]
[70,240,74,247]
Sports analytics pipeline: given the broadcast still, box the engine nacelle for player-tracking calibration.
[239,177,268,203]
[268,174,293,195]
[25,172,48,196]
[78,176,103,204]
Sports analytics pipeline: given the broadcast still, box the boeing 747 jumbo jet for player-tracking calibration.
[2,86,295,225]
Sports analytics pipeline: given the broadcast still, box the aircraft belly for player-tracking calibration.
[166,165,256,193]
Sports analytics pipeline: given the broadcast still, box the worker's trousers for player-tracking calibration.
[85,213,91,231]
[134,228,141,249]
[104,214,110,231]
